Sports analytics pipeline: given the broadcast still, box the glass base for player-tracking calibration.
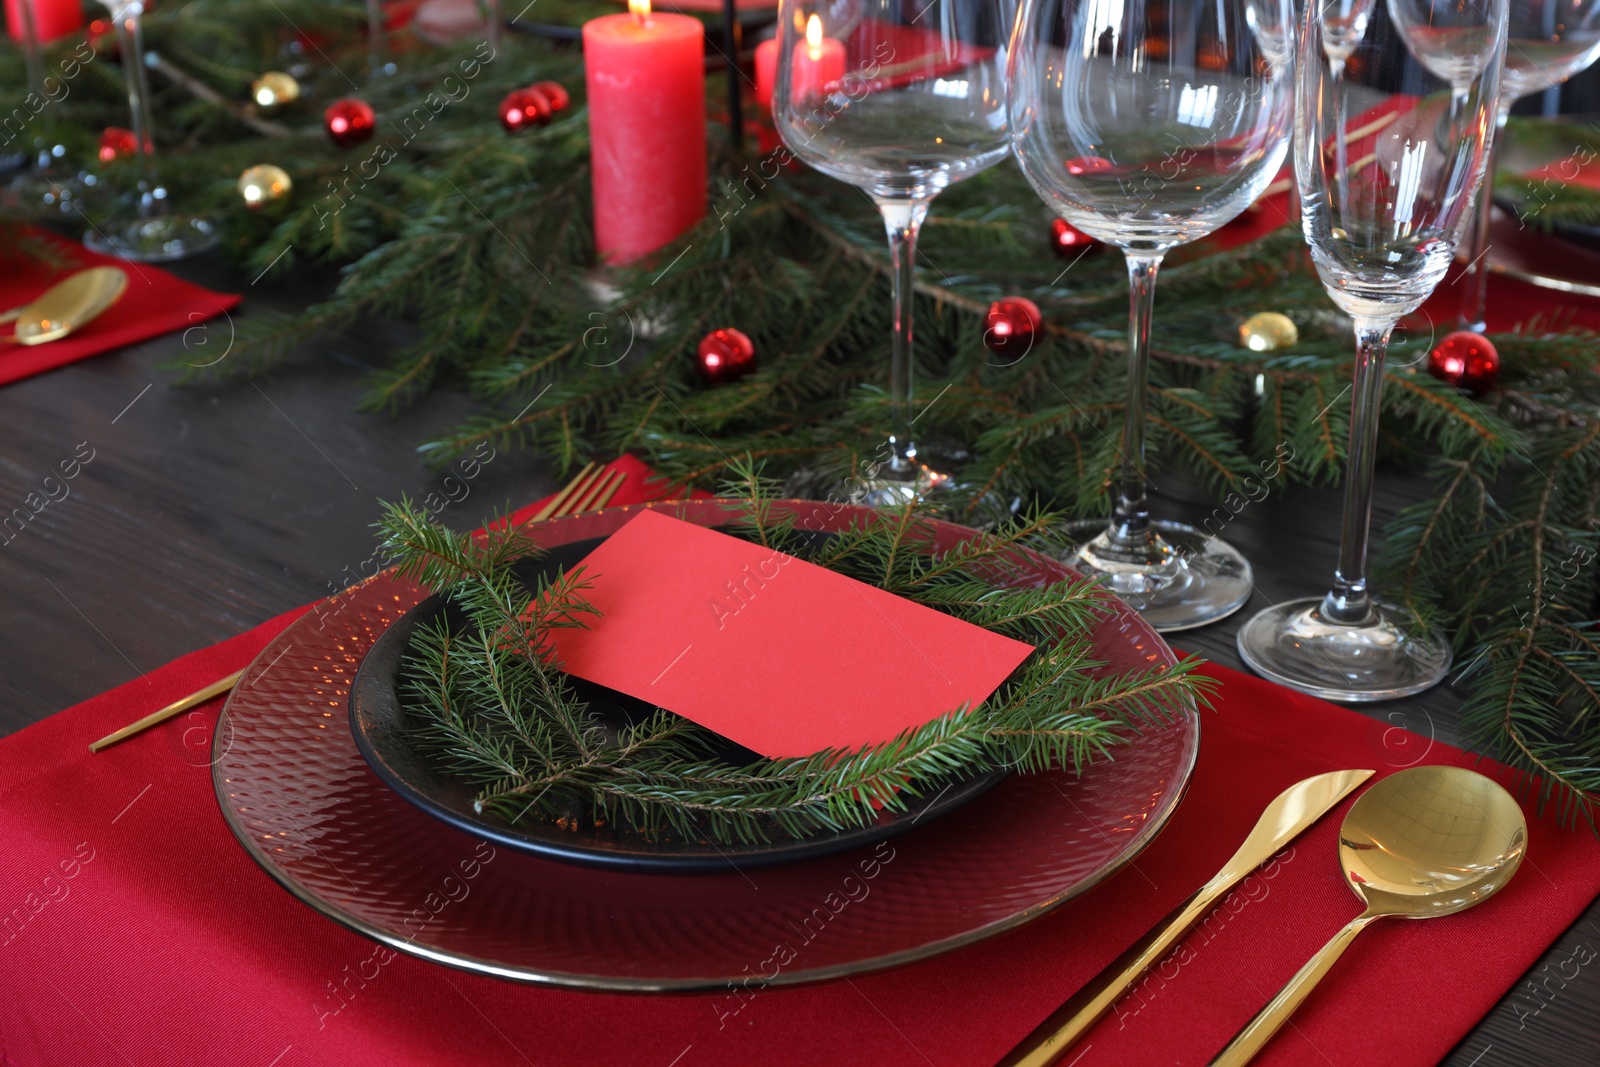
[852,461,953,507]
[1061,519,1253,632]
[1236,596,1452,702]
[5,170,85,214]
[84,215,220,263]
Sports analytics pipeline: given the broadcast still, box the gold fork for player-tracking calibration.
[530,462,627,522]
[90,464,629,753]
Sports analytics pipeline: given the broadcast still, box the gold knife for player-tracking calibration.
[997,768,1375,1067]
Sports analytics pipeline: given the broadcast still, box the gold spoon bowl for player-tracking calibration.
[1210,764,1527,1067]
[2,266,129,346]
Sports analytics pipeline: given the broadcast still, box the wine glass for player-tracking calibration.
[83,1,219,262]
[1236,0,1507,700]
[772,0,1014,503]
[5,0,86,215]
[1007,0,1296,631]
[1455,0,1600,331]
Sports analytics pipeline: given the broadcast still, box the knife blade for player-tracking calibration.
[997,768,1375,1067]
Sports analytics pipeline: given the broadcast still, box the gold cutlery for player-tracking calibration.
[2,266,128,346]
[1209,765,1527,1067]
[89,669,243,753]
[92,464,628,753]
[531,462,626,522]
[999,768,1374,1067]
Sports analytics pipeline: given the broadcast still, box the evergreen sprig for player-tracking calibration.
[7,12,1600,824]
[373,461,1213,845]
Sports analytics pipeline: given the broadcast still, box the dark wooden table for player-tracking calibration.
[0,255,1595,1066]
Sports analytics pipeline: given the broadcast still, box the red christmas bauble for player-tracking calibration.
[984,298,1043,361]
[86,18,117,55]
[323,98,376,147]
[532,80,570,113]
[1427,331,1500,395]
[1050,217,1099,258]
[97,127,139,163]
[499,87,552,132]
[696,328,757,384]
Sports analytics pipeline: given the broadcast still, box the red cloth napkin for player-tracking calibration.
[2,458,1598,1067]
[0,228,239,388]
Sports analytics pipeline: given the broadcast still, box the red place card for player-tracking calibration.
[545,511,1035,757]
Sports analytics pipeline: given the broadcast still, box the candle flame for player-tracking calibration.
[629,0,650,18]
[806,14,823,59]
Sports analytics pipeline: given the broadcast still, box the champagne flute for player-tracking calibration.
[1007,0,1296,631]
[83,1,218,262]
[1454,0,1600,332]
[1236,0,1507,700]
[772,0,1015,503]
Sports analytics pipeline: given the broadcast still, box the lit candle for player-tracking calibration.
[5,0,83,44]
[793,15,845,100]
[583,0,706,264]
[758,16,847,108]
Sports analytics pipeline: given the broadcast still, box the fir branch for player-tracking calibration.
[379,476,1207,845]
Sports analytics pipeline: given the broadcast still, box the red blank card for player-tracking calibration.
[545,511,1035,757]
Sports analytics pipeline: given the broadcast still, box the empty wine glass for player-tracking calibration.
[1455,0,1600,331]
[773,0,1014,503]
[83,1,219,262]
[5,0,85,215]
[1236,0,1507,700]
[1007,0,1296,631]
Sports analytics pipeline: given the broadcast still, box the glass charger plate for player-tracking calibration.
[212,498,1200,991]
[348,534,1005,873]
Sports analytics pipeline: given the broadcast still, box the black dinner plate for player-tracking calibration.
[348,532,1005,873]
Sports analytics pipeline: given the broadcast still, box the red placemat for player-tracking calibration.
[0,228,239,388]
[2,460,1598,1066]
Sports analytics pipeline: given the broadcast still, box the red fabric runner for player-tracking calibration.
[2,460,1598,1066]
[0,228,239,388]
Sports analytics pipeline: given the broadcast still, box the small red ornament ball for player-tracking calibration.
[97,127,138,163]
[532,80,571,113]
[984,298,1043,361]
[323,98,376,147]
[1427,331,1500,395]
[696,328,757,384]
[499,87,552,132]
[1050,217,1099,258]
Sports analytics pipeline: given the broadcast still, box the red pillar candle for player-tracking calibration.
[792,15,845,99]
[5,0,84,44]
[754,37,778,108]
[583,0,706,264]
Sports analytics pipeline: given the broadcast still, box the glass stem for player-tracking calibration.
[876,197,930,475]
[1110,253,1163,547]
[1321,318,1393,626]
[113,5,160,219]
[17,0,45,101]
[482,0,502,52]
[1457,106,1511,333]
[366,0,387,73]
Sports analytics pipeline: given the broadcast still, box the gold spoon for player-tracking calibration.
[1210,765,1527,1067]
[1,266,128,346]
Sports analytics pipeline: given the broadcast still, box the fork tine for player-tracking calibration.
[532,462,598,522]
[590,470,628,511]
[565,467,622,517]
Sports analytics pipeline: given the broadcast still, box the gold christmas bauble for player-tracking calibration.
[251,71,300,108]
[238,164,292,208]
[1238,311,1299,352]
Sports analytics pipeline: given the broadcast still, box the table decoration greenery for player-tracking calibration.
[3,3,1596,823]
[373,462,1210,844]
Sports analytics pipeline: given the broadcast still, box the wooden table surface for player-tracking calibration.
[0,255,1595,1066]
